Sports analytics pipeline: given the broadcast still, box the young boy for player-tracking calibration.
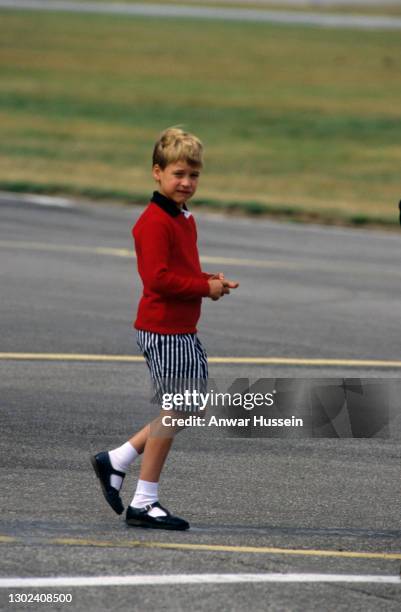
[91,127,238,530]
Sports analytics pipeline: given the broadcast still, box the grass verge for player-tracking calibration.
[1,11,401,227]
[1,179,397,228]
[95,0,401,18]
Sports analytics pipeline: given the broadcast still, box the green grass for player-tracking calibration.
[1,10,401,225]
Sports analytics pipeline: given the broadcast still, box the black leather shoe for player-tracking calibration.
[125,502,190,530]
[90,452,125,515]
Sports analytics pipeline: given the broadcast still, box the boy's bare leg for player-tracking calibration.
[107,413,174,478]
[129,411,184,516]
[137,411,181,481]
[128,424,150,455]
[138,435,173,482]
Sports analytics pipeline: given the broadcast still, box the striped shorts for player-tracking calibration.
[136,330,208,412]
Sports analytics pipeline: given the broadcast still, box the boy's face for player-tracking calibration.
[152,160,201,207]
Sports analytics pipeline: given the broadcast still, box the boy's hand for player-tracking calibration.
[208,279,225,300]
[221,279,240,295]
[222,279,239,290]
[209,273,239,290]
[209,272,225,281]
[207,276,239,300]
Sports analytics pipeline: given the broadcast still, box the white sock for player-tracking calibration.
[108,442,138,490]
[131,479,167,517]
[109,442,138,472]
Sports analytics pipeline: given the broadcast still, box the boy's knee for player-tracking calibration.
[149,410,186,438]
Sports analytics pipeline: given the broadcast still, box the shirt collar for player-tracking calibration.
[151,191,190,218]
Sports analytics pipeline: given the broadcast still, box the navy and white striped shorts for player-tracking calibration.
[136,330,208,411]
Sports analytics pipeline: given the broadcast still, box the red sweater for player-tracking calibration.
[133,192,210,334]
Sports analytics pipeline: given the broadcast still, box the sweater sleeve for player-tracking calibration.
[136,220,210,300]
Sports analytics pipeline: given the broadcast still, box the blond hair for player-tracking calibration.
[152,127,203,169]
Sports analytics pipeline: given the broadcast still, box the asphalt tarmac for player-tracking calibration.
[0,193,400,611]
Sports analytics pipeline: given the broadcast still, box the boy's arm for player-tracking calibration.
[136,221,210,300]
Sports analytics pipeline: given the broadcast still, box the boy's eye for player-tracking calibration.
[173,171,200,178]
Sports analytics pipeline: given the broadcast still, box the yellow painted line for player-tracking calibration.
[0,239,293,269]
[1,239,400,279]
[0,536,16,543]
[43,538,401,561]
[50,538,139,548]
[3,239,400,279]
[0,353,401,368]
[0,240,133,258]
[2,534,400,561]
[200,255,295,269]
[0,353,144,362]
[209,357,401,368]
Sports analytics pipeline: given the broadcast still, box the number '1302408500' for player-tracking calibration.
[9,593,72,604]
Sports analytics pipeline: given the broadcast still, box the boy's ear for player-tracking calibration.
[152,164,162,182]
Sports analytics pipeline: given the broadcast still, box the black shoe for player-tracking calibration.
[90,452,125,515]
[125,502,190,531]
